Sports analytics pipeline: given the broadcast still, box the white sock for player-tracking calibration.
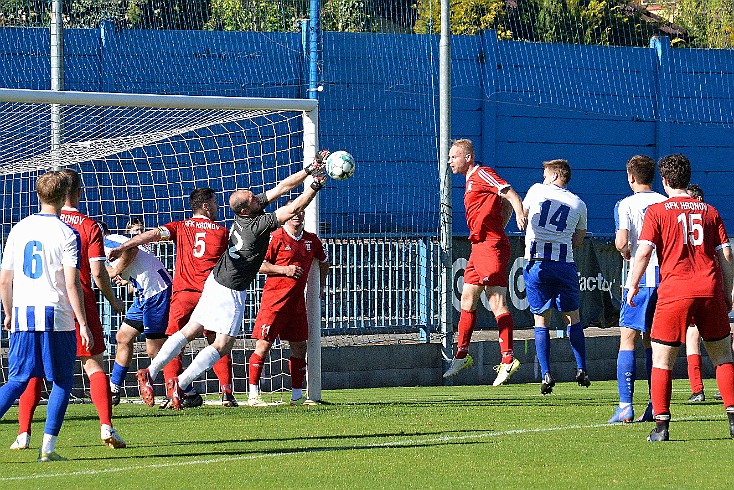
[249,384,260,398]
[619,402,632,409]
[149,331,188,379]
[41,434,57,454]
[178,346,220,391]
[101,424,112,437]
[291,388,303,401]
[110,382,120,393]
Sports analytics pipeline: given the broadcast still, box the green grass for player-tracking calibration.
[1,379,732,488]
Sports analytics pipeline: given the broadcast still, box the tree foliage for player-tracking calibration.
[322,0,376,32]
[0,0,732,46]
[673,0,734,48]
[204,0,299,32]
[413,0,510,37]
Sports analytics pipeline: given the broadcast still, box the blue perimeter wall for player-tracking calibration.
[1,27,734,236]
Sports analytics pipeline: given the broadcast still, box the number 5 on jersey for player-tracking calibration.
[193,232,206,258]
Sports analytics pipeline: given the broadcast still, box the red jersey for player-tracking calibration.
[161,216,228,294]
[464,165,511,244]
[639,196,729,301]
[60,207,105,299]
[259,228,327,313]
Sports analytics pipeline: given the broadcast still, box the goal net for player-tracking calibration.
[0,88,322,404]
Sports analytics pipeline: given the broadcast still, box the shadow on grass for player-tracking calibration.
[70,428,500,461]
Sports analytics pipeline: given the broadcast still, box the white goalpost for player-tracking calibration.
[0,88,323,403]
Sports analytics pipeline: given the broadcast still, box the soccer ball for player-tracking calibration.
[325,151,356,180]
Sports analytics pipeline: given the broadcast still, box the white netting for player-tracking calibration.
[0,93,314,402]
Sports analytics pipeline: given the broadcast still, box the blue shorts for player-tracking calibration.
[620,287,657,332]
[124,288,171,339]
[523,260,580,314]
[7,330,76,383]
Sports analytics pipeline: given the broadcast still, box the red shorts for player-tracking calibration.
[76,294,105,357]
[463,240,511,288]
[253,306,308,343]
[166,290,201,336]
[651,295,731,345]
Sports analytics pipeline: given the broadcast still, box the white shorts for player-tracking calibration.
[190,274,247,336]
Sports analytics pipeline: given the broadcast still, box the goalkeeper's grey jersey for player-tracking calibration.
[212,193,280,291]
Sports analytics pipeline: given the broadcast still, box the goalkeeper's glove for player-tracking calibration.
[305,150,330,175]
[310,173,327,191]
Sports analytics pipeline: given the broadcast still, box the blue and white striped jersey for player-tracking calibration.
[0,213,80,333]
[614,190,667,288]
[523,183,587,263]
[104,234,171,301]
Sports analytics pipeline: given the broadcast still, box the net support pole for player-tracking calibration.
[303,107,322,402]
[650,36,671,160]
[439,0,454,375]
[50,0,64,170]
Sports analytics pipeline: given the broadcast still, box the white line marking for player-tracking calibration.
[0,414,725,482]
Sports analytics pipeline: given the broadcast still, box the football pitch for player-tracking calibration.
[0,379,731,488]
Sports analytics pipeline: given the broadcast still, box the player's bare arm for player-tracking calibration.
[259,260,303,278]
[627,242,654,307]
[274,179,325,225]
[500,187,527,231]
[109,246,139,279]
[716,245,734,311]
[319,260,330,299]
[0,269,13,331]
[572,228,586,249]
[90,260,125,313]
[501,200,513,228]
[65,265,92,350]
[265,152,328,204]
[107,228,162,262]
[615,228,630,260]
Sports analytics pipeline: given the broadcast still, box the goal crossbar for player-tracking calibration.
[0,88,318,112]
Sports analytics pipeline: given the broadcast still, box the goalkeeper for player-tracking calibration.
[136,153,329,409]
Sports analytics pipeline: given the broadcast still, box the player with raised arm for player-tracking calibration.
[136,154,328,409]
[108,188,237,408]
[443,139,527,386]
[247,202,329,407]
[0,171,90,462]
[523,159,590,395]
[607,156,666,423]
[10,169,127,450]
[103,225,173,405]
[628,154,734,441]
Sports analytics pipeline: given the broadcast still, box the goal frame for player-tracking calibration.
[0,88,324,401]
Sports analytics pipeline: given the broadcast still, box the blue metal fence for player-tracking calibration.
[54,234,442,351]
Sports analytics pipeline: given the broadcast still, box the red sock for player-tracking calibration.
[289,357,307,389]
[715,362,734,407]
[687,354,704,393]
[89,371,112,427]
[213,354,233,391]
[497,313,514,364]
[249,353,265,385]
[456,309,477,359]
[163,355,183,397]
[17,377,43,435]
[651,367,673,419]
